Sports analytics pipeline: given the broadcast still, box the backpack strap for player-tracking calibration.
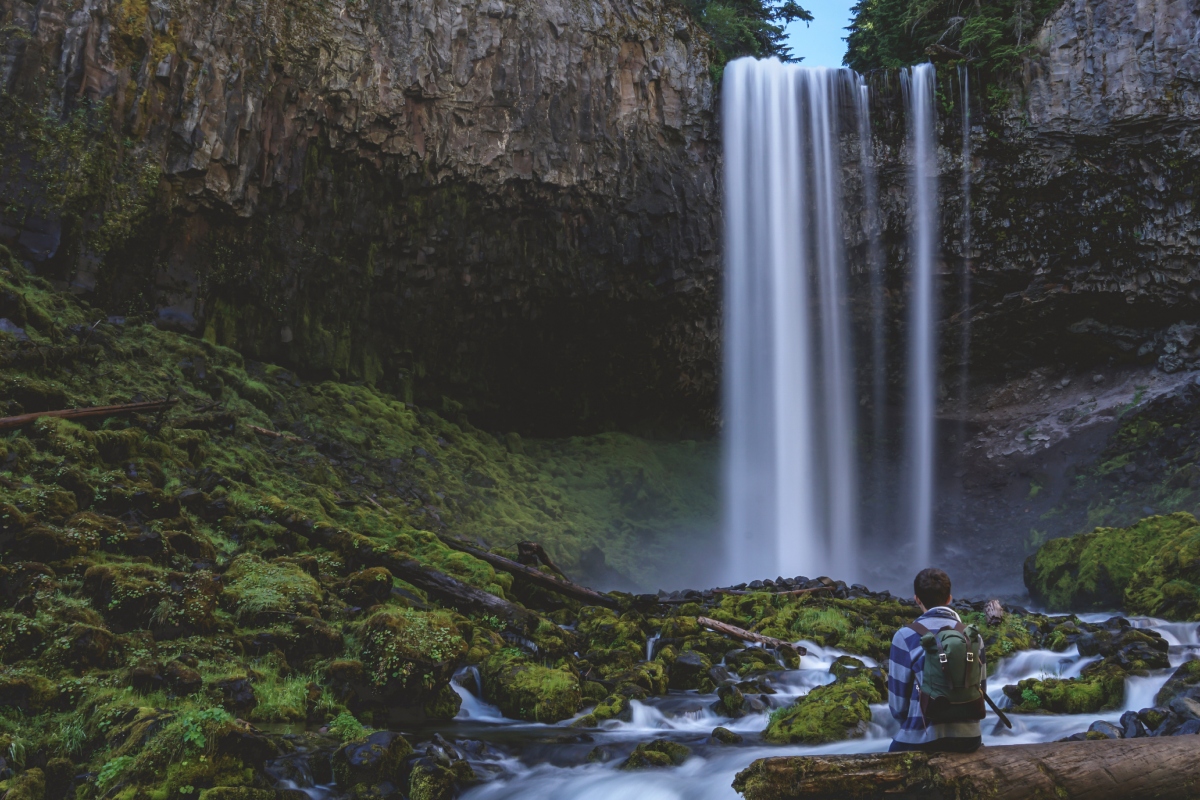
[908,622,930,636]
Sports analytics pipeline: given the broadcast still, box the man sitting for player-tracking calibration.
[887,567,984,753]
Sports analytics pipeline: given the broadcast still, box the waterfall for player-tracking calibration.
[903,64,939,568]
[722,60,862,583]
[958,65,973,421]
[722,59,941,585]
[857,72,886,538]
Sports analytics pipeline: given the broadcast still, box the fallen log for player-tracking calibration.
[437,535,620,609]
[0,398,177,431]
[516,541,567,579]
[698,616,807,656]
[384,557,541,634]
[713,586,833,597]
[732,737,1200,800]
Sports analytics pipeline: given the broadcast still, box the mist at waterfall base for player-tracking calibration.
[722,58,941,592]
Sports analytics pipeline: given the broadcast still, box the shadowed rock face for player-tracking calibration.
[1,0,720,434]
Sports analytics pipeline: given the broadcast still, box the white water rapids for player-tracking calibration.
[279,617,1197,800]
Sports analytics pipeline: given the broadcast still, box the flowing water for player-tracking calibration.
[722,59,943,587]
[901,63,939,569]
[277,617,1198,800]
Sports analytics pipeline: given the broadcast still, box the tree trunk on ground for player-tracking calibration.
[384,557,542,634]
[732,737,1200,800]
[437,535,619,608]
[0,398,177,430]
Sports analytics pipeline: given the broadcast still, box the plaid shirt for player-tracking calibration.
[888,607,986,744]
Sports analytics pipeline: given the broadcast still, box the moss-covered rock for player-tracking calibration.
[1024,513,1198,613]
[223,554,322,626]
[763,675,880,744]
[481,649,582,722]
[1126,525,1200,621]
[619,739,691,769]
[408,757,476,800]
[0,768,45,800]
[1003,662,1128,714]
[1156,659,1200,718]
[356,607,467,707]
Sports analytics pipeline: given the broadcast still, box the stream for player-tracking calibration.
[274,616,1199,799]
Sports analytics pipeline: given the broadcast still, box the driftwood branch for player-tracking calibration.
[698,616,807,656]
[437,536,619,609]
[733,737,1200,800]
[247,424,303,442]
[985,598,1005,626]
[0,398,177,431]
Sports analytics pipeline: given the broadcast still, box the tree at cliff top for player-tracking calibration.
[682,0,812,74]
[844,0,1063,74]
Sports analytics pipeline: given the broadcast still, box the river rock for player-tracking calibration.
[1155,659,1200,720]
[1087,720,1124,740]
[332,731,413,789]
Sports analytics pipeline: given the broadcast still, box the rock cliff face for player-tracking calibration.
[0,0,721,433]
[927,0,1200,383]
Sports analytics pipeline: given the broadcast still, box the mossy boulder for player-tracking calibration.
[571,692,632,727]
[1003,662,1128,714]
[82,562,169,631]
[222,554,322,626]
[0,673,60,713]
[481,649,582,722]
[332,731,413,789]
[1024,513,1198,613]
[0,768,45,800]
[763,675,881,744]
[619,739,691,769]
[357,607,467,693]
[408,757,476,800]
[1126,525,1200,621]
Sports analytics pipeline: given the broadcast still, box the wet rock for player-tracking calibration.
[667,649,709,690]
[1174,719,1200,735]
[332,731,413,789]
[708,726,743,745]
[714,684,745,718]
[1155,658,1200,719]
[165,660,203,696]
[1119,709,1147,738]
[1087,720,1123,739]
[763,675,880,744]
[213,677,256,713]
[482,649,582,723]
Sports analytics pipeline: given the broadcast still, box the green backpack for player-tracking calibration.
[909,621,987,724]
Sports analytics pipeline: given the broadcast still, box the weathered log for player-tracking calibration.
[732,737,1200,800]
[713,586,833,597]
[698,616,807,656]
[985,598,1005,627]
[384,556,541,634]
[437,535,620,609]
[0,398,177,431]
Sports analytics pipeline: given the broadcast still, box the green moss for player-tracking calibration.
[1126,525,1200,621]
[1024,513,1199,612]
[222,555,322,625]
[620,739,691,770]
[357,607,467,689]
[763,675,880,744]
[1004,664,1126,714]
[481,649,582,723]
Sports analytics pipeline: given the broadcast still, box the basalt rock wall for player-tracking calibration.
[0,0,720,434]
[916,0,1200,388]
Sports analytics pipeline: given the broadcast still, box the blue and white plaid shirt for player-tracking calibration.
[888,606,986,744]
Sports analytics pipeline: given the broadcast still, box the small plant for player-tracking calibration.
[1020,688,1042,708]
[96,755,135,791]
[328,712,366,742]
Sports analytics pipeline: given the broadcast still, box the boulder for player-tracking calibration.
[481,650,581,723]
[763,675,880,744]
[331,731,412,789]
[619,739,691,770]
[709,726,744,745]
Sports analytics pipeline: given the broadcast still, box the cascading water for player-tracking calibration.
[958,64,973,424]
[723,59,941,584]
[902,63,939,569]
[722,60,865,583]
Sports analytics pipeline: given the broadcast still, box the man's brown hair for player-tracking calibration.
[914,568,952,609]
